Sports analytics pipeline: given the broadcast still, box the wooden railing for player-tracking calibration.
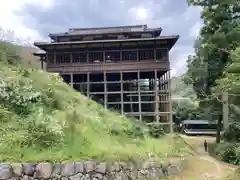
[47,60,170,73]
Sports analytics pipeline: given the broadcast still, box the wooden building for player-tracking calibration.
[34,24,179,133]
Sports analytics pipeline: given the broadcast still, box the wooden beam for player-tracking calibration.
[138,70,142,121]
[120,72,124,115]
[167,70,173,133]
[104,71,107,109]
[154,69,159,123]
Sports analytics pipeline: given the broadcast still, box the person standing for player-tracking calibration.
[204,140,208,152]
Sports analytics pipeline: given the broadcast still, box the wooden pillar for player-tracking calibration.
[70,53,73,63]
[87,72,90,98]
[163,73,166,113]
[167,70,173,133]
[104,71,107,109]
[40,57,44,70]
[222,92,229,130]
[155,69,159,123]
[120,72,124,115]
[53,52,56,64]
[137,48,139,61]
[129,83,133,113]
[70,73,73,88]
[138,70,142,121]
[103,51,105,63]
[120,49,122,62]
[154,48,156,61]
[86,50,89,63]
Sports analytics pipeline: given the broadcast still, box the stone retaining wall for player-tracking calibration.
[0,160,185,180]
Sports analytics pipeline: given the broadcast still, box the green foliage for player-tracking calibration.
[217,47,240,92]
[212,123,240,165]
[186,0,240,110]
[186,0,240,164]
[147,124,165,138]
[171,75,196,99]
[173,99,200,124]
[0,42,193,162]
[214,142,240,165]
[171,73,201,123]
[0,41,22,65]
[223,123,240,142]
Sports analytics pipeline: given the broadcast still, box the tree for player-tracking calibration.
[173,98,200,124]
[0,41,22,65]
[186,0,240,143]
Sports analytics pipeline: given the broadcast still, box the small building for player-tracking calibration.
[33,24,179,133]
[181,120,223,135]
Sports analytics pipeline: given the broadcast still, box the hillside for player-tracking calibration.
[171,75,196,99]
[0,42,192,162]
[20,45,42,69]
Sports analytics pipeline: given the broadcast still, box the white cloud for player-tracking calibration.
[183,6,202,21]
[170,47,195,77]
[189,21,202,38]
[170,54,188,77]
[0,0,51,44]
[129,7,150,21]
[0,0,202,77]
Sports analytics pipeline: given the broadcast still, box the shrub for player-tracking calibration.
[0,41,22,64]
[147,123,165,138]
[215,142,240,165]
[223,123,240,142]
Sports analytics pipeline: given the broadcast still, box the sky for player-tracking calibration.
[0,0,203,76]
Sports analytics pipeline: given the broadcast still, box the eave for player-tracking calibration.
[34,35,179,51]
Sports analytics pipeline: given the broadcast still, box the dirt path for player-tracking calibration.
[175,135,236,180]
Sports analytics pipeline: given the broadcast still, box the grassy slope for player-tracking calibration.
[0,45,192,162]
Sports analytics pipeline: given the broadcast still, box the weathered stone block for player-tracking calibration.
[61,163,75,176]
[95,163,106,174]
[51,163,62,177]
[108,162,120,172]
[75,162,84,173]
[84,161,95,173]
[150,168,164,178]
[60,177,68,180]
[23,164,35,176]
[93,173,103,179]
[35,162,53,179]
[118,162,128,170]
[22,175,30,180]
[11,163,22,177]
[69,173,83,180]
[0,164,13,180]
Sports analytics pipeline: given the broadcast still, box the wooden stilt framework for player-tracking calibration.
[33,25,179,133]
[60,68,172,132]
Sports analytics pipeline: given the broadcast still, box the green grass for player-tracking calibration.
[0,42,193,163]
